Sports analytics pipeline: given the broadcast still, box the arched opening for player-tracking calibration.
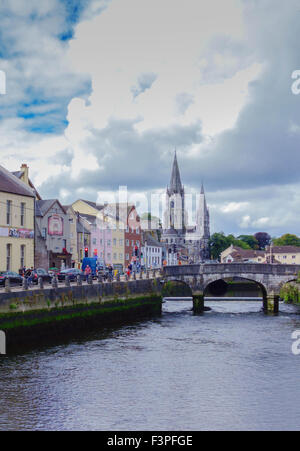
[162,280,193,298]
[204,277,267,301]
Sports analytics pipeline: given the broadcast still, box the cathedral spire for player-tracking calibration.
[201,181,204,195]
[169,150,183,194]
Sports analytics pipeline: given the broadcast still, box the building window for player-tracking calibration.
[126,239,129,246]
[119,253,123,260]
[113,253,117,260]
[136,227,140,234]
[6,244,11,271]
[113,239,117,246]
[107,240,111,246]
[20,202,26,226]
[126,253,129,260]
[6,200,12,225]
[20,245,25,269]
[119,239,123,246]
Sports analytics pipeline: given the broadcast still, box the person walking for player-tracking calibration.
[25,267,34,287]
[108,265,113,282]
[84,264,91,278]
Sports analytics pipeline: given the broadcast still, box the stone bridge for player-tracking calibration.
[163,263,300,314]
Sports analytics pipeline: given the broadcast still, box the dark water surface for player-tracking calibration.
[1,300,300,431]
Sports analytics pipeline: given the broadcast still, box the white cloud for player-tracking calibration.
[221,201,249,214]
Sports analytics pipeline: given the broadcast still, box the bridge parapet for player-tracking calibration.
[162,263,300,315]
[164,263,300,277]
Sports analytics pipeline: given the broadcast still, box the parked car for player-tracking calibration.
[48,267,60,277]
[0,271,23,287]
[30,268,52,285]
[57,268,86,282]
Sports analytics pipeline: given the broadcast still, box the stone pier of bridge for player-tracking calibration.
[163,263,300,315]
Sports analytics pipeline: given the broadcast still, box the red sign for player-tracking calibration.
[48,215,64,236]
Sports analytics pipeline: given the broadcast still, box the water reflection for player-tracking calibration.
[0,300,300,431]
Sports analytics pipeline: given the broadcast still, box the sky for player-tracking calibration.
[0,0,300,237]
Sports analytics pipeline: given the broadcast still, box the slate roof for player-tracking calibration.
[36,199,67,217]
[266,245,300,254]
[0,164,35,198]
[227,246,265,259]
[143,233,164,248]
[79,199,104,211]
[12,169,42,200]
[76,221,90,234]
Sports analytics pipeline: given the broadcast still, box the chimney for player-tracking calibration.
[21,164,29,185]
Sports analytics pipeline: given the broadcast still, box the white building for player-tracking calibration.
[141,234,164,269]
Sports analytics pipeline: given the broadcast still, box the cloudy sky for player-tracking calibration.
[0,0,300,237]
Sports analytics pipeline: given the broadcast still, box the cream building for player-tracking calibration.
[221,244,300,264]
[0,165,35,272]
[72,199,126,269]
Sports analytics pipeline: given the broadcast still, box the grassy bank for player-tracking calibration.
[0,295,162,349]
[280,283,300,306]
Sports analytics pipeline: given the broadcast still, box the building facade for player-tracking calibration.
[141,233,164,269]
[35,200,72,270]
[220,244,300,264]
[0,165,35,272]
[161,152,210,263]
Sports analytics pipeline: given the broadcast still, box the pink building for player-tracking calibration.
[80,214,112,265]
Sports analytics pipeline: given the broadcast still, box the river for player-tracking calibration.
[0,300,300,431]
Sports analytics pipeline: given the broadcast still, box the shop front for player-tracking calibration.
[49,251,72,271]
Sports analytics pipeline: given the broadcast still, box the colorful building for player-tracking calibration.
[35,200,72,270]
[0,164,35,272]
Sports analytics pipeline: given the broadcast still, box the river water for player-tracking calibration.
[0,300,300,431]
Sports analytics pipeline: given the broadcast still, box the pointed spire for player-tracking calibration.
[201,181,204,195]
[169,150,183,194]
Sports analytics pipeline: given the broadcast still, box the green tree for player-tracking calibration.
[209,232,231,260]
[254,232,271,250]
[237,235,259,249]
[209,233,251,260]
[273,234,300,247]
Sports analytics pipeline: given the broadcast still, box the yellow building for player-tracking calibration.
[266,245,300,264]
[0,165,35,272]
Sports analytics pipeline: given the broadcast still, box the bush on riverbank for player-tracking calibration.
[280,283,300,305]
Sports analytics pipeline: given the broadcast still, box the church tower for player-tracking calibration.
[164,151,185,231]
[197,183,210,259]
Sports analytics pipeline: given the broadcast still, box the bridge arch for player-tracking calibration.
[203,275,267,300]
[161,279,193,298]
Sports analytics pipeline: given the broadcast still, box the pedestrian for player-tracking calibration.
[85,265,91,277]
[25,267,34,286]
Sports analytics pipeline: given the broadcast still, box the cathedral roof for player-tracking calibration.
[168,151,183,194]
